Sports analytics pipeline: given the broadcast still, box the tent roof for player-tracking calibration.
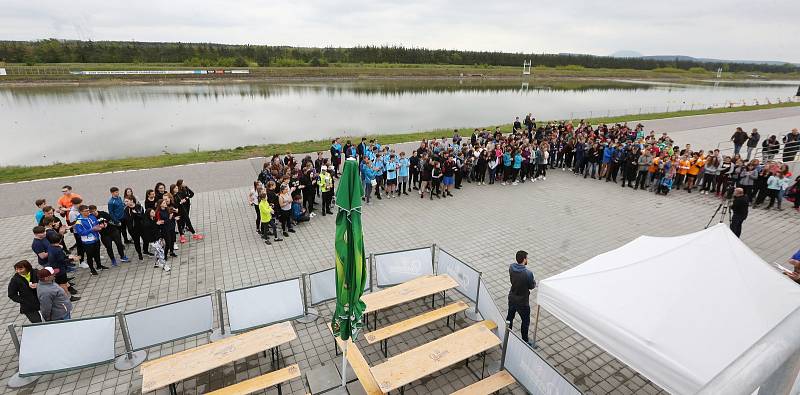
[538,224,800,395]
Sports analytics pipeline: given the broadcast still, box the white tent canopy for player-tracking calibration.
[539,224,800,395]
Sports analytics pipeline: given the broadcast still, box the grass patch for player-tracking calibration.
[1,101,799,183]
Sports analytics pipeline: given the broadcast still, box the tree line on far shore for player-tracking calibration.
[1,39,797,74]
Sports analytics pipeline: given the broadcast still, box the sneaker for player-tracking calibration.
[288,229,296,233]
[121,256,130,263]
[283,231,289,237]
[97,265,110,270]
[70,296,81,302]
[274,237,283,242]
[174,245,179,250]
[265,240,272,245]
[91,270,98,276]
[163,265,171,272]
[154,262,160,268]
[512,182,518,186]
[111,260,118,267]
[179,235,188,244]
[169,252,178,258]
[543,177,546,181]
[68,286,78,295]
[192,234,204,240]
[79,261,89,269]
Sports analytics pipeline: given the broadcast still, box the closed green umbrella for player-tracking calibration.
[331,158,367,387]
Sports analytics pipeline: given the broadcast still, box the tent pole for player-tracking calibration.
[531,305,541,347]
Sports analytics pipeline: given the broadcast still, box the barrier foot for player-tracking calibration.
[209,329,231,342]
[296,307,319,324]
[7,372,38,388]
[114,350,147,371]
[465,309,481,322]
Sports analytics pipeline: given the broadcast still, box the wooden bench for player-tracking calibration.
[370,320,500,394]
[327,324,385,395]
[364,301,469,357]
[451,370,516,395]
[362,275,458,330]
[205,364,301,395]
[140,322,296,394]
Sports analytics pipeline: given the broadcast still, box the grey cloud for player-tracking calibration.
[0,0,797,63]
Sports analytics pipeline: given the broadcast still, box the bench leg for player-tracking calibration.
[382,339,388,358]
[481,351,486,379]
[169,383,177,395]
[277,382,282,395]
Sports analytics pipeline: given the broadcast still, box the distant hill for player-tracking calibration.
[611,51,799,67]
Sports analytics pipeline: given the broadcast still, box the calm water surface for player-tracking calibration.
[0,79,797,166]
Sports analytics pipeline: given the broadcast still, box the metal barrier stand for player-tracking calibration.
[6,323,40,388]
[113,310,148,370]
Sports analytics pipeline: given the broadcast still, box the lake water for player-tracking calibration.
[1,79,797,166]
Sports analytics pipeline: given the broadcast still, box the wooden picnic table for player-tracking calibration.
[369,322,500,394]
[361,274,458,330]
[140,321,296,394]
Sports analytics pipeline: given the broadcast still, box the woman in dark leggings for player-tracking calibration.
[156,198,177,258]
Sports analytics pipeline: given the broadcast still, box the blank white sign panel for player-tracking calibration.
[226,279,304,333]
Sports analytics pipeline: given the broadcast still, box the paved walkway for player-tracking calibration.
[1,106,798,219]
[0,107,798,395]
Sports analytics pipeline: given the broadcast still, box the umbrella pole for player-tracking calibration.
[341,341,349,388]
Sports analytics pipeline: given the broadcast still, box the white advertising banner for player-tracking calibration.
[375,247,433,287]
[477,281,506,341]
[0,68,6,76]
[310,267,371,306]
[226,278,304,333]
[69,70,207,75]
[505,332,582,395]
[125,294,213,351]
[436,249,480,302]
[19,316,116,376]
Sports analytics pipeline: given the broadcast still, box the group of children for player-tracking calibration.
[32,181,203,277]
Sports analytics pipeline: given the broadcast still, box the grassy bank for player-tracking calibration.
[2,62,799,84]
[1,101,799,183]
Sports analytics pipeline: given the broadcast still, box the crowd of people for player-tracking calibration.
[11,115,800,323]
[249,121,800,223]
[9,181,203,323]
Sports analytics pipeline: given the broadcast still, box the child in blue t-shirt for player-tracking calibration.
[398,152,410,196]
[385,155,399,198]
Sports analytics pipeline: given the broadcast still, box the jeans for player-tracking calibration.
[63,312,71,320]
[584,162,597,178]
[746,146,755,160]
[733,144,743,155]
[363,181,372,203]
[730,214,745,237]
[506,302,531,342]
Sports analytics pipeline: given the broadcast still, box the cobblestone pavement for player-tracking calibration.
[0,106,799,395]
[0,166,799,395]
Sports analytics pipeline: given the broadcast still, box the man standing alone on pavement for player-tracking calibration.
[730,187,749,238]
[506,250,536,345]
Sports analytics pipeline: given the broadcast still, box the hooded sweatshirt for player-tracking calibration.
[38,280,72,321]
[508,263,536,306]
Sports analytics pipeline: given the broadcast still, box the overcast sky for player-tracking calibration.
[2,0,798,63]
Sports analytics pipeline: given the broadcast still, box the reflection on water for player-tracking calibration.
[0,79,796,165]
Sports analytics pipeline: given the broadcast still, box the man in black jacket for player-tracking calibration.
[506,250,536,345]
[8,260,41,323]
[730,188,749,238]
